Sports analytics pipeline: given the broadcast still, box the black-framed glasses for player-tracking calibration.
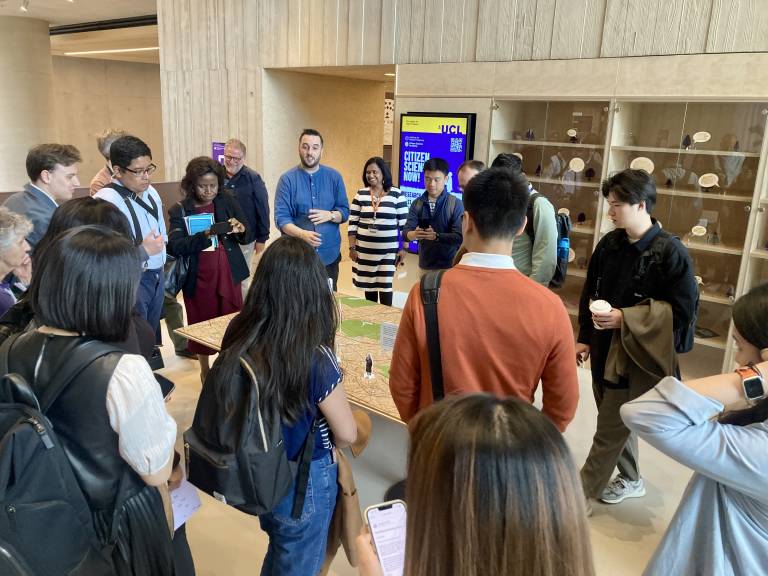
[123,163,157,177]
[224,155,243,162]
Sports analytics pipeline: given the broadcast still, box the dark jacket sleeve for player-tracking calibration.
[660,239,699,351]
[251,173,270,243]
[166,203,211,257]
[441,198,464,247]
[404,200,420,235]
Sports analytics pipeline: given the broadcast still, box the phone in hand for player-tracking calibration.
[364,500,406,576]
[417,217,430,230]
[208,221,233,235]
[155,374,176,399]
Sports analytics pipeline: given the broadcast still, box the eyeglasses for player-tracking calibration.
[224,155,243,162]
[122,163,157,177]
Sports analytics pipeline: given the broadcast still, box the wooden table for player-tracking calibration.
[176,294,404,423]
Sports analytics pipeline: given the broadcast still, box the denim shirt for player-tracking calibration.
[274,165,349,265]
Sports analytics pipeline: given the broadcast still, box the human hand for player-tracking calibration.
[424,226,438,241]
[413,228,433,241]
[168,462,184,492]
[575,343,591,366]
[349,247,358,262]
[13,254,32,285]
[355,527,384,576]
[254,242,266,255]
[308,209,334,224]
[228,218,245,234]
[395,250,406,267]
[301,230,322,247]
[592,308,623,330]
[142,229,165,256]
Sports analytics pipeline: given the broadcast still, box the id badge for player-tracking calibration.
[368,221,378,233]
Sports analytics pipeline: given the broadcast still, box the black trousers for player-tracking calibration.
[325,254,342,292]
[364,291,393,306]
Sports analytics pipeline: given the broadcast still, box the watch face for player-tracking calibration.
[743,376,764,400]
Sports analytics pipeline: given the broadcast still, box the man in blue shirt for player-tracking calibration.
[274,129,349,290]
[404,157,464,272]
[95,135,167,333]
[222,138,270,295]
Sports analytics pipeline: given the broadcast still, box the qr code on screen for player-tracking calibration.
[450,138,463,153]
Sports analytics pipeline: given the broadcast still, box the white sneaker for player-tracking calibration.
[599,476,646,504]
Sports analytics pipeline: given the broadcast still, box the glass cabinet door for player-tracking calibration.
[609,101,768,376]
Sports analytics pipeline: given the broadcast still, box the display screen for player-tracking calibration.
[398,113,476,251]
[366,500,407,576]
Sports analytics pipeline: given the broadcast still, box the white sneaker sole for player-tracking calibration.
[599,485,646,504]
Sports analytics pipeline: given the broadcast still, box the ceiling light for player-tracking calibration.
[384,73,395,77]
[19,0,29,12]
[64,47,159,56]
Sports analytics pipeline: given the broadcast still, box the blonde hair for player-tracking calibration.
[405,395,594,576]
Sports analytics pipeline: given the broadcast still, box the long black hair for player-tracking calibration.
[220,236,339,423]
[720,283,768,426]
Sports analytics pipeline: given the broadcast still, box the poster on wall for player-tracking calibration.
[384,98,395,145]
[212,142,225,164]
[398,113,476,252]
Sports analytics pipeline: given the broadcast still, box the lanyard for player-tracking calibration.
[370,190,384,221]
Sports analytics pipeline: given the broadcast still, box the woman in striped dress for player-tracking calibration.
[348,157,407,306]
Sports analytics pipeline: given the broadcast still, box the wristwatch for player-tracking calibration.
[735,363,766,406]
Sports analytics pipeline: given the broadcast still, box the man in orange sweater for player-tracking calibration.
[389,168,578,431]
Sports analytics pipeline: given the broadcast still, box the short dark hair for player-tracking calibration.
[299,128,324,146]
[180,156,226,200]
[463,167,529,239]
[35,197,133,259]
[423,157,449,176]
[26,144,82,182]
[29,226,141,342]
[362,157,393,191]
[601,169,657,214]
[458,159,486,173]
[110,135,152,170]
[491,153,523,173]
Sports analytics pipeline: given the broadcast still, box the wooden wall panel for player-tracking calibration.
[158,0,768,180]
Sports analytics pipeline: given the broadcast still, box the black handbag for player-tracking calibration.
[164,203,189,298]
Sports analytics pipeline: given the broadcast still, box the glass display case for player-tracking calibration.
[608,101,767,376]
[489,100,611,333]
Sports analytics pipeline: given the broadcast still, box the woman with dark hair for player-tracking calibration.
[8,226,177,575]
[167,156,251,380]
[348,157,407,306]
[621,282,768,575]
[357,394,594,576]
[210,236,356,575]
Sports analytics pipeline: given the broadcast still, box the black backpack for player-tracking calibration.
[0,335,123,576]
[184,348,316,519]
[525,192,571,288]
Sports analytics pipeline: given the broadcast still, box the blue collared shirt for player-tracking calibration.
[95,182,168,270]
[274,165,349,265]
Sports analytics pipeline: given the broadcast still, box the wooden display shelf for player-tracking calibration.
[492,139,604,150]
[612,145,759,158]
[566,268,587,278]
[656,188,752,202]
[527,176,601,189]
[751,248,768,260]
[694,336,728,350]
[700,291,733,305]
[571,225,595,235]
[685,242,743,256]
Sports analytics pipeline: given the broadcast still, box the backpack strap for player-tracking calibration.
[291,419,318,519]
[525,191,539,242]
[109,182,160,246]
[420,269,447,401]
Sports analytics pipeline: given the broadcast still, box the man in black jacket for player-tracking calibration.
[576,169,698,511]
[223,138,270,295]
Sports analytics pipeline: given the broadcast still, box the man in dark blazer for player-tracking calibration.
[5,144,82,250]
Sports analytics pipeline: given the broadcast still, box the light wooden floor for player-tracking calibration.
[159,255,693,575]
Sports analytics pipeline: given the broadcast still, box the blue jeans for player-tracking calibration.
[259,453,338,576]
[136,268,164,333]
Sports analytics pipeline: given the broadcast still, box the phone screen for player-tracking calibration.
[209,221,233,235]
[365,500,406,576]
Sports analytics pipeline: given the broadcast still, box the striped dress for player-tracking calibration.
[348,187,408,293]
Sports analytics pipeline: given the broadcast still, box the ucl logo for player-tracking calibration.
[440,124,462,134]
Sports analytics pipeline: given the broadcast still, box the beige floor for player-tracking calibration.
[159,254,693,575]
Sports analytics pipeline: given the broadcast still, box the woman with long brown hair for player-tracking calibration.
[357,394,594,576]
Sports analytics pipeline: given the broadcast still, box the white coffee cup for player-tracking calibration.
[589,299,612,330]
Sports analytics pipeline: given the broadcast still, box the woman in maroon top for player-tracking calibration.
[167,157,251,380]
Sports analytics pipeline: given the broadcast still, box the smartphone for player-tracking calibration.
[364,500,406,576]
[417,217,430,229]
[208,221,233,235]
[155,374,176,399]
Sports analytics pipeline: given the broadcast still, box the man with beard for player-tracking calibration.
[275,129,349,289]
